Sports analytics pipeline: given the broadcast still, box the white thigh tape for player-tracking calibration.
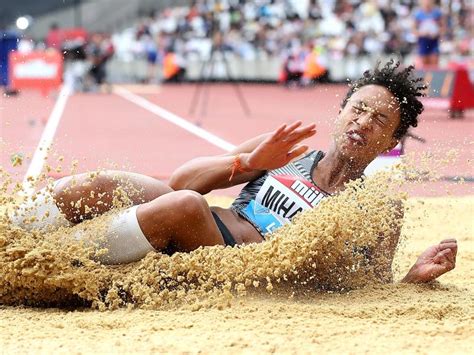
[91,205,155,265]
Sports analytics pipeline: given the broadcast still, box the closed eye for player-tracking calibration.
[353,105,386,126]
[374,116,387,126]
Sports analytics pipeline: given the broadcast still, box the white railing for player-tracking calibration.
[105,53,465,83]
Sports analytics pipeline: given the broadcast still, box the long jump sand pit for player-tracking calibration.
[0,191,472,353]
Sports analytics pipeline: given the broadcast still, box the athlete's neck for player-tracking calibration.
[312,146,367,194]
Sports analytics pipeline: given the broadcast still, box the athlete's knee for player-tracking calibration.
[175,190,209,216]
[146,190,208,220]
[137,190,209,229]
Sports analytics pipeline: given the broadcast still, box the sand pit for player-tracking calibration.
[0,190,472,353]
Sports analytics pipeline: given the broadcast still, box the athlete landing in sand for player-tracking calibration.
[11,61,457,284]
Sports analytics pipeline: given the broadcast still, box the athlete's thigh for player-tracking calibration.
[102,170,173,204]
[56,170,172,201]
[53,170,173,221]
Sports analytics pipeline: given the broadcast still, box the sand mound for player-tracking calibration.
[0,158,472,352]
[1,171,403,310]
[0,194,472,353]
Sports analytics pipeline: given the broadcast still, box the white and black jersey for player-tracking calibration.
[231,150,330,237]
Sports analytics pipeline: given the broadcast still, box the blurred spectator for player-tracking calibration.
[412,0,445,67]
[302,44,329,85]
[163,47,186,83]
[29,0,470,85]
[136,21,163,83]
[45,23,62,50]
[85,33,114,90]
[281,45,306,87]
[281,41,328,87]
[118,0,429,67]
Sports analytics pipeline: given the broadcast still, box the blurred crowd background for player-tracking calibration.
[1,0,472,89]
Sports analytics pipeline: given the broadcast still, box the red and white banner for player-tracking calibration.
[9,49,63,95]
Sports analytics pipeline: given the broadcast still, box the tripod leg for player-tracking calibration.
[222,53,251,116]
[232,78,251,116]
[200,56,216,117]
[188,58,209,115]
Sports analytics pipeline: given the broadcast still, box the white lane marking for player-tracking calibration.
[22,85,71,195]
[114,86,236,152]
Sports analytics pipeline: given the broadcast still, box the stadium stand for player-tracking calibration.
[3,0,472,84]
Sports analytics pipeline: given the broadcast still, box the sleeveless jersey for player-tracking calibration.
[231,150,329,236]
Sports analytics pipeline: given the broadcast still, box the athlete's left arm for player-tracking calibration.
[369,199,458,284]
[368,199,403,283]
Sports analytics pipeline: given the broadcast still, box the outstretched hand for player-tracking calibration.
[402,239,458,283]
[242,121,317,171]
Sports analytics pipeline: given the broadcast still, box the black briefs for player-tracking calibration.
[211,212,237,247]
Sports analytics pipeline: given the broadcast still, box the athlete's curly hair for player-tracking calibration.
[341,60,427,139]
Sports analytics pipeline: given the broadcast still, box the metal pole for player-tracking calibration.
[74,0,82,27]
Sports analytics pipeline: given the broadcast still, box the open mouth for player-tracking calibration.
[345,130,367,146]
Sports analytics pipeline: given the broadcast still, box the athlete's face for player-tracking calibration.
[333,85,401,163]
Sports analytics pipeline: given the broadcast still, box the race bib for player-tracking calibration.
[242,175,327,234]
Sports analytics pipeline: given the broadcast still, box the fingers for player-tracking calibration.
[287,145,309,160]
[284,121,303,134]
[438,242,457,253]
[277,122,316,142]
[433,249,456,271]
[281,121,304,141]
[437,247,455,264]
[287,126,317,144]
[272,124,288,140]
[289,123,316,135]
[274,121,301,140]
[286,122,316,138]
[438,239,457,261]
[440,238,457,244]
[444,249,456,265]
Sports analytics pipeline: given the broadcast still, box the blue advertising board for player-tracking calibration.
[0,31,19,86]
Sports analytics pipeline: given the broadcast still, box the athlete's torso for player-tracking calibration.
[231,150,330,237]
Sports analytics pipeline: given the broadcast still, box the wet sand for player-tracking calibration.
[0,195,472,354]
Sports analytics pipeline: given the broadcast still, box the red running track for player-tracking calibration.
[1,91,55,180]
[1,84,473,197]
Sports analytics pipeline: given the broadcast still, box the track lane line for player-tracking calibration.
[114,86,236,152]
[22,84,71,195]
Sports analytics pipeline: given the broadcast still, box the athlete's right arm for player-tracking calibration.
[168,121,316,195]
[168,134,271,195]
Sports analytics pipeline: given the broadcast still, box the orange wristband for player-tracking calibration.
[229,154,251,181]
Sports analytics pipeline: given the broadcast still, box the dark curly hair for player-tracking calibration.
[341,60,427,139]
